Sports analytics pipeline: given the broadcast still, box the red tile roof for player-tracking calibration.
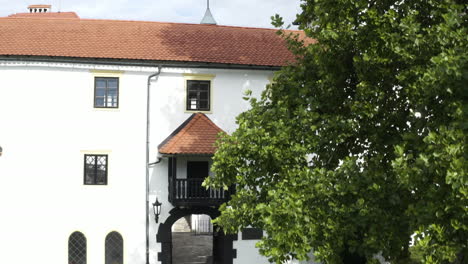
[0,13,309,66]
[8,12,79,19]
[159,113,225,155]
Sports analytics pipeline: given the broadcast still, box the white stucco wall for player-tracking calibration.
[148,67,273,263]
[234,236,270,264]
[0,62,150,264]
[0,60,282,264]
[0,60,390,264]
[146,67,322,264]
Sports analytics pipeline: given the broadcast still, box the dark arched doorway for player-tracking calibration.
[156,207,235,264]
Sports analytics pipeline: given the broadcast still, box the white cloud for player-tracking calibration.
[0,0,301,28]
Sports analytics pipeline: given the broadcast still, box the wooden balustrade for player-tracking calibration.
[169,178,231,206]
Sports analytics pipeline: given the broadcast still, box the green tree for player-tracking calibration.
[206,1,467,263]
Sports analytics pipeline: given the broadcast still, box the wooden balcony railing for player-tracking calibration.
[169,178,232,207]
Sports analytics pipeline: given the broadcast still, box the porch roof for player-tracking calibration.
[158,113,225,155]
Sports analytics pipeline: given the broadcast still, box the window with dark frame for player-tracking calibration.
[95,77,119,108]
[186,80,210,111]
[68,231,87,264]
[105,231,123,264]
[84,154,108,185]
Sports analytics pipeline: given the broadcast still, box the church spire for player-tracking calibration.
[201,0,217,25]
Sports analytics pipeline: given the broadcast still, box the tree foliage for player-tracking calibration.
[205,1,468,263]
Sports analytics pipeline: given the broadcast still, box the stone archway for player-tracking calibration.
[156,207,235,264]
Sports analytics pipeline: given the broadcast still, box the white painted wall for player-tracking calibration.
[234,236,271,264]
[148,67,273,263]
[147,67,320,264]
[0,62,150,264]
[1,61,287,264]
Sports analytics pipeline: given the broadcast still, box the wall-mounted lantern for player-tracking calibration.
[0,146,3,157]
[152,197,162,223]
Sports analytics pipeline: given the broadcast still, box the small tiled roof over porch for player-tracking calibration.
[158,113,225,155]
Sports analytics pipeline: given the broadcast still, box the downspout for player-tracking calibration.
[148,157,162,166]
[146,65,162,264]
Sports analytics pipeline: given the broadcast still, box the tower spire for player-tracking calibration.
[201,0,217,25]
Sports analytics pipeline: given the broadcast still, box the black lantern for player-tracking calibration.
[152,198,162,223]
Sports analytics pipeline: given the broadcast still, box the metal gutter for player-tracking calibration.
[146,66,162,264]
[0,55,282,71]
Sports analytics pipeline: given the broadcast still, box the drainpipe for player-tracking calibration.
[148,157,162,166]
[146,65,162,264]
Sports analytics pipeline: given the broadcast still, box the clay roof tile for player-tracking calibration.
[0,15,311,66]
[159,113,225,155]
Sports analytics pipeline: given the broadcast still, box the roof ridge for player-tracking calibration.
[5,12,80,20]
[176,113,202,136]
[79,19,303,32]
[161,114,202,151]
[198,114,223,132]
[0,15,303,32]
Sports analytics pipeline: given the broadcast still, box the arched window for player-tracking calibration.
[68,232,86,264]
[105,231,123,264]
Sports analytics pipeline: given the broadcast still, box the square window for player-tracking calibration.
[186,80,210,111]
[94,77,119,108]
[84,154,108,185]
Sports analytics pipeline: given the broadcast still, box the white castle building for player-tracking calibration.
[0,4,317,264]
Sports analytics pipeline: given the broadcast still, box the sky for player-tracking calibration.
[0,0,302,29]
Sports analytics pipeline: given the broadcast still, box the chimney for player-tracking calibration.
[28,4,52,13]
[200,0,217,25]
